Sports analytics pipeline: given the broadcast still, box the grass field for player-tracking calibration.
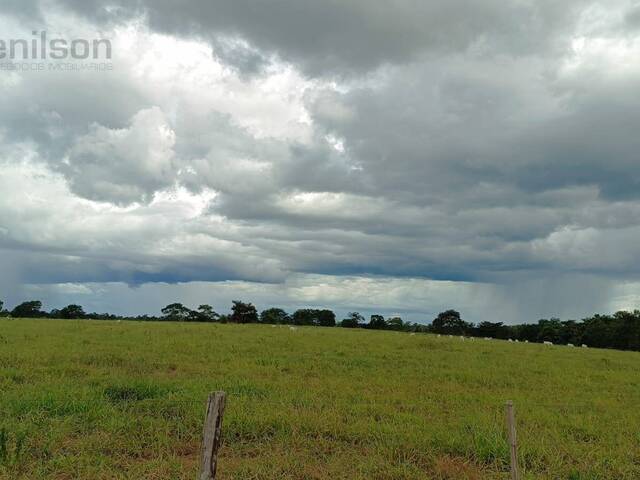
[1,319,639,479]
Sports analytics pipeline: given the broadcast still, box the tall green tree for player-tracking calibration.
[386,317,405,331]
[293,309,316,326]
[317,309,336,327]
[536,318,563,343]
[341,312,364,328]
[476,321,508,339]
[11,301,45,318]
[260,308,290,324]
[231,301,258,324]
[293,309,336,327]
[195,305,219,322]
[368,315,387,330]
[431,310,472,335]
[58,304,86,319]
[161,303,193,321]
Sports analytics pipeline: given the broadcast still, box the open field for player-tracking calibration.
[1,319,639,479]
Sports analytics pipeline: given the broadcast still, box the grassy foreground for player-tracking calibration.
[0,319,639,479]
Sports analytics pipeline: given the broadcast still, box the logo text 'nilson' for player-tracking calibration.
[0,31,111,60]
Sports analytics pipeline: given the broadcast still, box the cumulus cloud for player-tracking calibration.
[65,107,177,203]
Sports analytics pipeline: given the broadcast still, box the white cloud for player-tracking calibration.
[65,107,177,203]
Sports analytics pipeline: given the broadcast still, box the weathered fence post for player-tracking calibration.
[505,400,520,480]
[199,391,226,480]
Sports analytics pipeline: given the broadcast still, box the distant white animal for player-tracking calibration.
[515,340,519,343]
[508,339,513,342]
[271,325,277,328]
[524,340,529,343]
[484,337,491,341]
[567,343,574,347]
[582,344,588,348]
[543,341,553,345]
[409,333,416,336]
[289,326,297,331]
[448,335,453,338]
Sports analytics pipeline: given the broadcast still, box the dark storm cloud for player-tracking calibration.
[1,0,42,21]
[305,55,640,205]
[35,0,592,75]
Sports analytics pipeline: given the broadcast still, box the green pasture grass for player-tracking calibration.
[0,319,639,479]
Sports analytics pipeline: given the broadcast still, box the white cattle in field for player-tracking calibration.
[567,343,574,347]
[543,341,553,345]
[582,344,588,348]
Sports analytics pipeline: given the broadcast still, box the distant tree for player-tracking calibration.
[293,309,336,327]
[536,318,563,343]
[58,304,86,319]
[368,314,387,330]
[195,305,220,322]
[386,317,405,331]
[611,310,640,351]
[581,314,615,349]
[341,312,364,328]
[515,323,538,342]
[230,301,258,324]
[407,322,426,333]
[161,303,193,322]
[560,320,583,345]
[475,321,509,339]
[293,309,315,326]
[430,310,472,335]
[260,308,291,324]
[6,292,640,352]
[11,301,45,318]
[317,309,336,327]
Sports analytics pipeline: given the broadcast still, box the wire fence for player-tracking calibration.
[3,390,639,480]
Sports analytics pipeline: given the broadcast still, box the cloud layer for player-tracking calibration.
[2,1,640,321]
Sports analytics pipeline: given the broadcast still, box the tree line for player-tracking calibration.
[2,299,640,352]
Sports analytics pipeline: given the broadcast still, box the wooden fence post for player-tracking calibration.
[505,400,520,480]
[199,391,226,480]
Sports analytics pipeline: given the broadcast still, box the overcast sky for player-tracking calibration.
[2,1,640,323]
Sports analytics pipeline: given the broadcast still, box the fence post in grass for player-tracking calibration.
[199,391,226,480]
[505,400,520,480]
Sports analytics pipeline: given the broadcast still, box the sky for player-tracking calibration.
[2,1,640,323]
